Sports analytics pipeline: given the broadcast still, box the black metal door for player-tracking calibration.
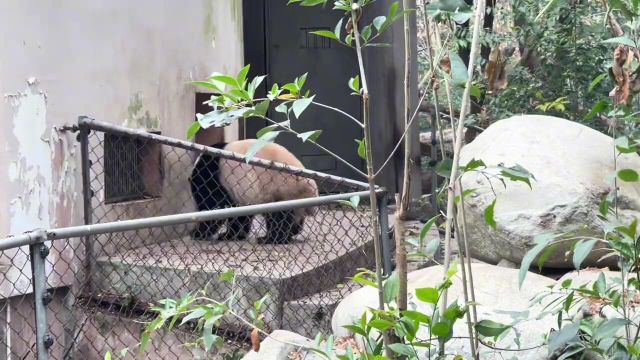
[244,1,364,179]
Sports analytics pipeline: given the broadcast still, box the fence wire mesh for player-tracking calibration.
[0,119,388,359]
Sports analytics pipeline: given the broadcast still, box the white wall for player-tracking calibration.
[0,0,243,295]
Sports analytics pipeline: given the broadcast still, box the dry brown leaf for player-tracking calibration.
[611,45,632,105]
[251,327,260,352]
[440,56,451,75]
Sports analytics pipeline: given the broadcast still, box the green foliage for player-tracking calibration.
[490,0,612,124]
[188,66,323,160]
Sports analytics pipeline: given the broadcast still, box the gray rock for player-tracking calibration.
[332,263,557,360]
[459,115,640,268]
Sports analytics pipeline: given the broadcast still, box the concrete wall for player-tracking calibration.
[0,0,244,294]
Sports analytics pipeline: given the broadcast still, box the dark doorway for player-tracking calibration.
[243,0,364,180]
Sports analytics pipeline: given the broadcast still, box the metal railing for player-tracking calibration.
[0,118,392,359]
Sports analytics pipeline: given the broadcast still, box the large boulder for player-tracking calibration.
[332,263,557,359]
[459,115,640,268]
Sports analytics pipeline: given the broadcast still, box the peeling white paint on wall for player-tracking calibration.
[5,78,52,234]
[49,127,78,227]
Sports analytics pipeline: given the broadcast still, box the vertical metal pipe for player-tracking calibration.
[78,119,93,293]
[29,230,49,360]
[377,192,393,275]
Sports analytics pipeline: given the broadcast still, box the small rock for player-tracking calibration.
[497,258,517,268]
[241,330,314,360]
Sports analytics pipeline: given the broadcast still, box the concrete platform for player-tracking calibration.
[92,209,375,331]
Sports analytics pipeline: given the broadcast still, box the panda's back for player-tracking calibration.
[218,140,318,205]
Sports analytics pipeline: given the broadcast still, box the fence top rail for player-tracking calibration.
[77,116,372,191]
[0,190,382,252]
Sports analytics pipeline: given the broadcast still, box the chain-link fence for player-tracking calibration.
[0,118,391,359]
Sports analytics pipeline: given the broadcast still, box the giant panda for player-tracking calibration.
[189,139,319,244]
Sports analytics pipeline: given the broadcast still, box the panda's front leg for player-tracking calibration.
[260,211,295,244]
[191,220,223,241]
[218,215,253,241]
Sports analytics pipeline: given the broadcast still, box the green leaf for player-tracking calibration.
[415,287,439,304]
[420,215,440,241]
[209,75,240,89]
[180,307,208,326]
[449,53,468,85]
[189,81,222,92]
[343,324,368,338]
[455,188,476,204]
[602,36,637,48]
[463,158,486,172]
[219,269,235,283]
[470,84,482,101]
[244,99,270,119]
[519,234,555,288]
[573,239,597,270]
[348,76,361,94]
[356,138,367,159]
[585,99,610,121]
[104,352,112,360]
[548,323,580,353]
[292,95,315,118]
[369,319,395,331]
[388,343,417,357]
[564,291,574,314]
[202,318,223,351]
[499,164,534,188]
[595,272,606,295]
[236,64,251,87]
[352,271,378,288]
[615,136,637,154]
[297,130,322,142]
[618,169,639,182]
[245,131,281,162]
[198,108,248,128]
[334,18,343,41]
[593,318,627,340]
[383,271,400,304]
[424,238,440,256]
[484,199,497,230]
[187,121,201,140]
[336,195,360,210]
[475,320,511,338]
[589,73,608,93]
[256,121,289,138]
[402,310,431,324]
[373,16,387,31]
[254,294,269,312]
[310,30,339,40]
[431,322,451,337]
[436,158,453,178]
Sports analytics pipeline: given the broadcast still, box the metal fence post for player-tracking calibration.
[377,192,393,275]
[78,119,93,293]
[29,230,52,360]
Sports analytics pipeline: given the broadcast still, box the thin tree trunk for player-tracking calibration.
[395,0,415,313]
[439,0,486,355]
[351,8,393,357]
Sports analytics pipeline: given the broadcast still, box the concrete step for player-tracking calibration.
[91,209,376,332]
